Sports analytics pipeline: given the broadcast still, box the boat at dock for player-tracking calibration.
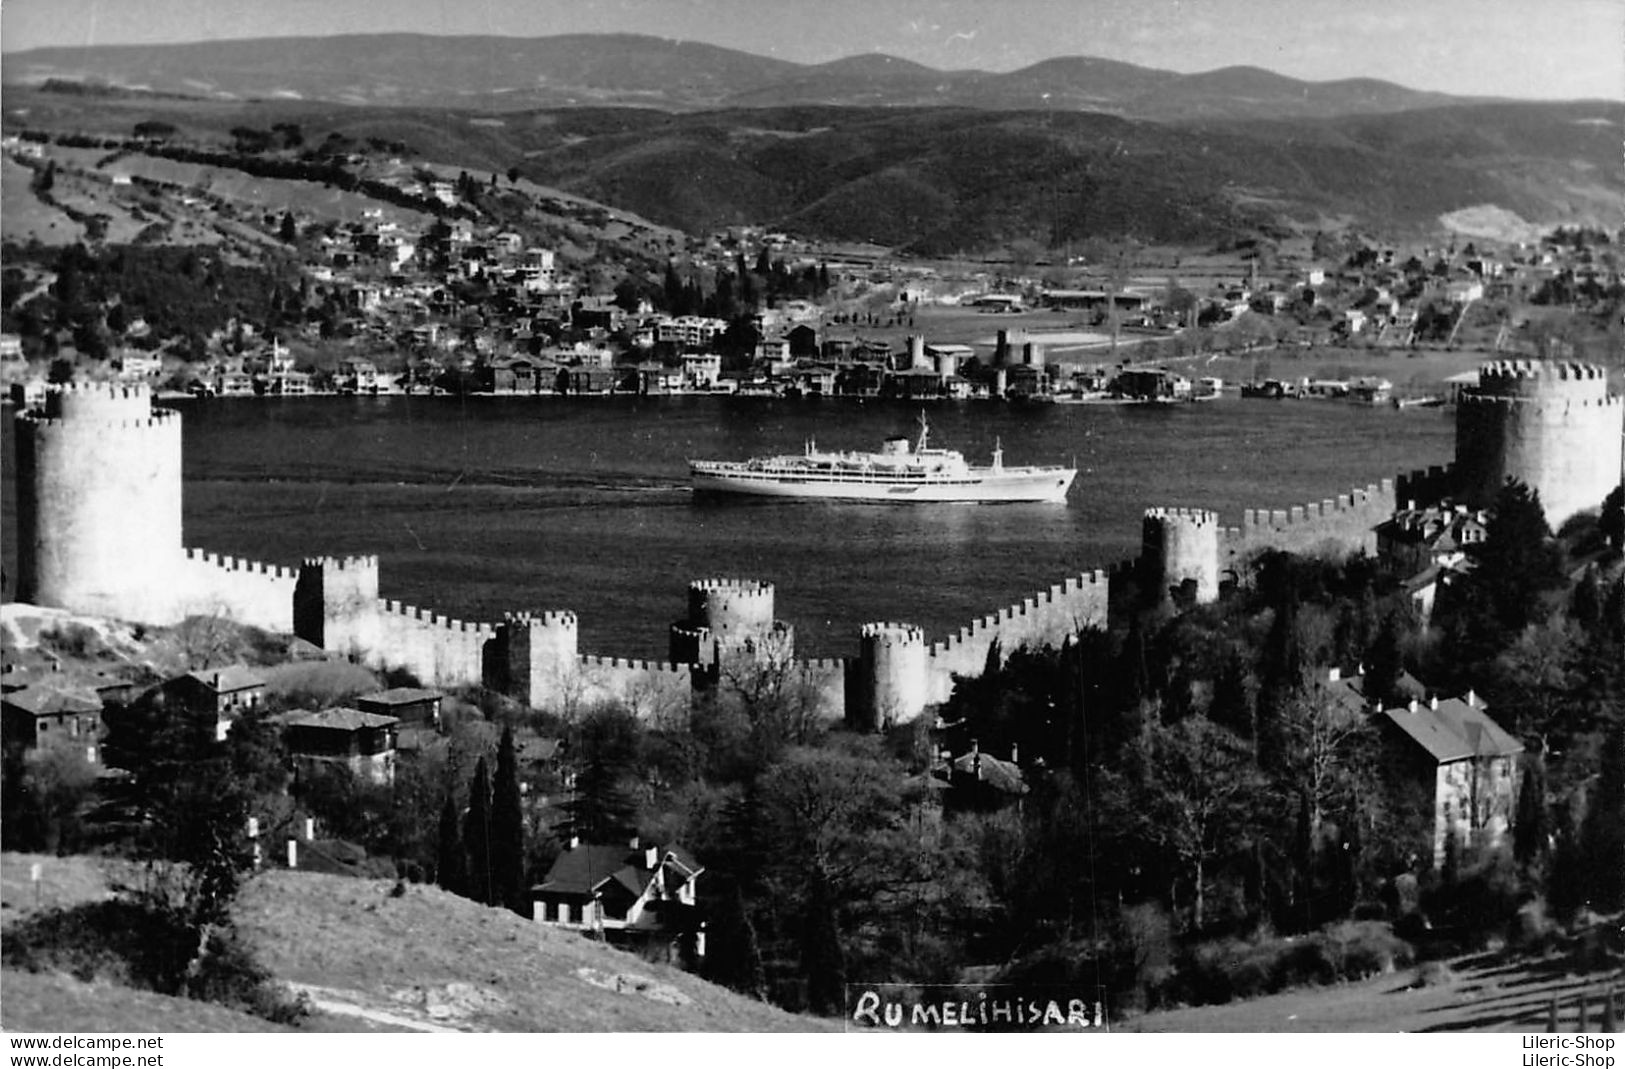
[689,414,1076,503]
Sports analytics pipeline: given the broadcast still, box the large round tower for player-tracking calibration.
[14,383,184,622]
[1456,360,1623,529]
[1142,507,1221,605]
[669,578,793,669]
[853,622,928,730]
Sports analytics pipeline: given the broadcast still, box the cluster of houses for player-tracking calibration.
[7,140,1620,406]
[0,639,705,959]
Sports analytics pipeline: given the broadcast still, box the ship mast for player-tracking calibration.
[915,410,930,453]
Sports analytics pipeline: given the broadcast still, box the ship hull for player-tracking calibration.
[691,465,1076,503]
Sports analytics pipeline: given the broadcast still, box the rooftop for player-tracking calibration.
[356,687,443,707]
[180,664,266,693]
[1,685,102,717]
[285,707,400,732]
[535,843,701,897]
[1382,696,1522,764]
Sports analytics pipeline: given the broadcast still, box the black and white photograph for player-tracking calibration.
[0,0,1621,1050]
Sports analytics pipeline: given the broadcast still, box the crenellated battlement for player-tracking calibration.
[579,653,689,675]
[1478,359,1607,384]
[41,381,152,398]
[503,609,578,630]
[301,554,380,572]
[1144,506,1220,527]
[861,622,925,645]
[1458,391,1621,409]
[1396,464,1458,509]
[1229,479,1392,537]
[689,578,774,597]
[379,599,496,637]
[928,570,1113,659]
[182,547,299,582]
[18,412,180,431]
[1471,360,1613,403]
[1219,478,1397,574]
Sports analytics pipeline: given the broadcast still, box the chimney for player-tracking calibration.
[1466,689,1478,708]
[304,816,316,841]
[645,846,658,870]
[1408,700,1419,714]
[287,839,298,869]
[1328,666,1342,683]
[629,834,640,851]
[568,835,580,850]
[1430,695,1439,711]
[1010,743,1019,764]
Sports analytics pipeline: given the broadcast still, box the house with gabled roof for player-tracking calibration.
[355,687,443,731]
[1380,693,1522,867]
[532,839,704,961]
[160,664,267,741]
[281,707,400,786]
[1,685,103,764]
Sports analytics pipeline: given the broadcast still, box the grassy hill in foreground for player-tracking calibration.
[1,853,829,1032]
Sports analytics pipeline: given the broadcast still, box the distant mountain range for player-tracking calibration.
[2,34,1620,250]
[2,32,1481,121]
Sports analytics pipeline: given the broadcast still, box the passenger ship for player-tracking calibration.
[689,415,1076,503]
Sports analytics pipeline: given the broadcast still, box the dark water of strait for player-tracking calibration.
[2,396,1455,659]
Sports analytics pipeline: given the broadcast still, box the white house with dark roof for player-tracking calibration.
[1381,694,1522,867]
[160,664,267,740]
[532,840,704,960]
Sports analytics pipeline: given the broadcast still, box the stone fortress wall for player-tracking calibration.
[12,367,1621,728]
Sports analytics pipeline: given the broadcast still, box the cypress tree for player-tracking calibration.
[1209,652,1254,740]
[490,726,527,915]
[1580,726,1625,911]
[1571,567,1604,630]
[464,757,493,906]
[1514,751,1550,873]
[436,797,466,897]
[1364,615,1406,712]
[1473,479,1565,636]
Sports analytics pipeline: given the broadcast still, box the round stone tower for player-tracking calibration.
[670,578,792,668]
[1142,507,1221,605]
[1455,360,1624,529]
[14,383,184,621]
[854,622,928,730]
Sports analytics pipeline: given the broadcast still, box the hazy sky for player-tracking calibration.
[3,0,1622,100]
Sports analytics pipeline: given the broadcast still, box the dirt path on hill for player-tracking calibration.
[286,983,463,1033]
